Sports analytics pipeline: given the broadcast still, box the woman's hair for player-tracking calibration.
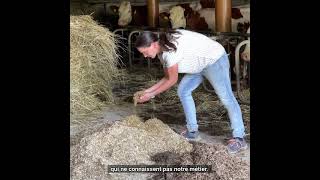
[135,29,181,52]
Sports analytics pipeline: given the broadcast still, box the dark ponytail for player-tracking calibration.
[135,29,181,52]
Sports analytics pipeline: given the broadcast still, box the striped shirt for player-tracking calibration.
[157,29,226,74]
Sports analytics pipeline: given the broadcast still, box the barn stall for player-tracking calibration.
[70,0,250,179]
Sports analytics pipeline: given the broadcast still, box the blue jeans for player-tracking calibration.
[177,53,245,138]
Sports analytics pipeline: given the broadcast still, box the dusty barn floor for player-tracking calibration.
[70,65,250,179]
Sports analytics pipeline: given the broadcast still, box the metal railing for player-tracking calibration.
[113,28,131,67]
[128,30,142,68]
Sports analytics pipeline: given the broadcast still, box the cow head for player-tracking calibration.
[118,1,132,26]
[241,48,250,62]
[169,6,186,29]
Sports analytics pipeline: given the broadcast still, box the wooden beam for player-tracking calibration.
[215,0,232,32]
[147,0,159,28]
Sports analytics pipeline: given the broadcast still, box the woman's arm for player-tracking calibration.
[138,64,179,102]
[144,78,167,93]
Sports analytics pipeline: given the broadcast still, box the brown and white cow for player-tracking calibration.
[111,0,249,33]
[114,1,203,28]
[168,2,208,30]
[117,1,148,27]
[169,4,250,32]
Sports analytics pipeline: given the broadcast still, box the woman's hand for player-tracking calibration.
[133,90,146,106]
[137,92,154,103]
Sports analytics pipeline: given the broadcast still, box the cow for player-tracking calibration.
[169,6,186,29]
[167,2,209,30]
[114,1,203,28]
[109,2,171,29]
[241,27,250,62]
[186,11,209,30]
[110,1,249,33]
[230,5,250,33]
[169,4,250,33]
[118,1,147,27]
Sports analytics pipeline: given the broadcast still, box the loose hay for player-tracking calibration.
[133,90,144,106]
[155,84,180,105]
[70,15,122,120]
[70,115,193,180]
[238,88,250,103]
[152,142,250,180]
[197,99,226,116]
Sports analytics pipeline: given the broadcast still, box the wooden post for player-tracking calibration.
[215,0,232,32]
[147,0,159,28]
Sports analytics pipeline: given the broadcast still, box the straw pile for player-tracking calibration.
[70,115,192,180]
[152,142,250,180]
[70,15,121,119]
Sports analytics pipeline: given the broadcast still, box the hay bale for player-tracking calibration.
[152,142,250,180]
[70,15,121,119]
[70,115,192,180]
